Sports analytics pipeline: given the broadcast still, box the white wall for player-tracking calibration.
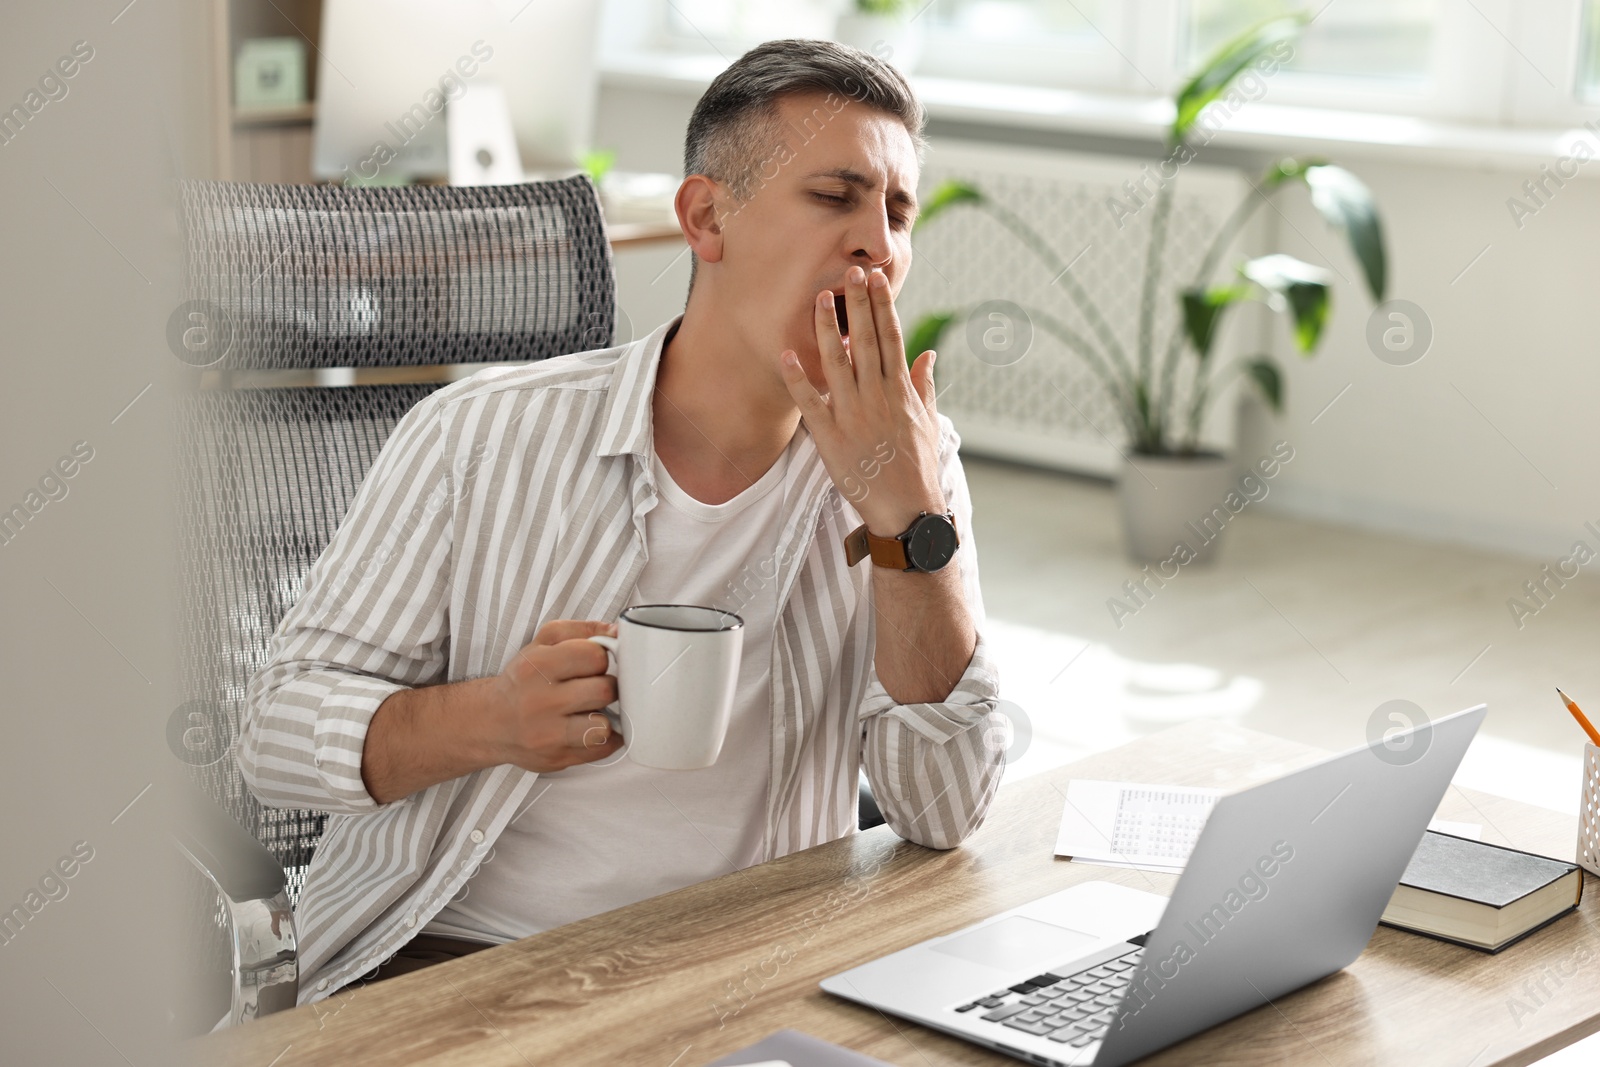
[1253,155,1600,560]
[595,79,1600,560]
[596,84,698,339]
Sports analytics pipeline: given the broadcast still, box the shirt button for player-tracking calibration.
[469,829,484,844]
[317,979,329,991]
[405,912,417,927]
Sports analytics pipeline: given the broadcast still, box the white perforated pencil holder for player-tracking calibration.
[1581,744,1600,877]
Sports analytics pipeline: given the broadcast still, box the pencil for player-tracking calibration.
[1556,688,1600,747]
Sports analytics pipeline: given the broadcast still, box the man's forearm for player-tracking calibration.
[361,677,500,805]
[870,560,976,705]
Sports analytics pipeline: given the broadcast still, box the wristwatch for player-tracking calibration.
[844,511,960,572]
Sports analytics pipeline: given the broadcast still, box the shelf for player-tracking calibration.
[233,103,315,128]
[604,219,684,249]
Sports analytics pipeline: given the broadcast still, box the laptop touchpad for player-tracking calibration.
[931,916,1101,971]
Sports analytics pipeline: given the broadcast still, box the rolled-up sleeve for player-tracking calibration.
[238,393,455,814]
[859,416,1007,850]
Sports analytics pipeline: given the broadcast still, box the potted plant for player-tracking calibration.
[907,16,1387,563]
[835,0,923,72]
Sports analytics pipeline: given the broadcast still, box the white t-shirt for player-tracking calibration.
[422,430,800,944]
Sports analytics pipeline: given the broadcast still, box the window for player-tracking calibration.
[917,0,1142,91]
[629,0,1600,130]
[663,0,835,48]
[1188,0,1439,82]
[925,0,1101,42]
[663,0,1103,47]
[1582,0,1600,101]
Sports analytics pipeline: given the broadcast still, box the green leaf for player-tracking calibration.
[1172,15,1305,146]
[1304,165,1387,302]
[914,180,983,231]
[579,148,616,186]
[1180,284,1251,361]
[1241,254,1331,353]
[907,311,957,367]
[1243,357,1284,413]
[1133,379,1151,433]
[1260,156,1324,191]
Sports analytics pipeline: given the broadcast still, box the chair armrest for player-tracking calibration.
[859,769,885,831]
[174,777,286,901]
[173,777,298,1026]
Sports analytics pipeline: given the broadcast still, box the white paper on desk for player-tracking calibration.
[1055,780,1220,872]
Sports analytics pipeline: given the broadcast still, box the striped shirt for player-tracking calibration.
[239,315,1005,1005]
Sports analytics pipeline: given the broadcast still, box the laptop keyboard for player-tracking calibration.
[951,947,1144,1049]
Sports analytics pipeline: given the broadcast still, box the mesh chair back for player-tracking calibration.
[179,385,440,904]
[177,178,615,905]
[178,176,615,370]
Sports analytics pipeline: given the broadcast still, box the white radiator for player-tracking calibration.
[901,138,1256,477]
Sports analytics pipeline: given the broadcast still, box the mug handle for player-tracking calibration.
[585,634,623,735]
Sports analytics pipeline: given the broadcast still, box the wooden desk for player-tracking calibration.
[198,722,1597,1066]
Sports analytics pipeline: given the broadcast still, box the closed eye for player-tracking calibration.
[811,192,910,230]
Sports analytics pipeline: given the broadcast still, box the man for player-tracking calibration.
[240,37,1005,1007]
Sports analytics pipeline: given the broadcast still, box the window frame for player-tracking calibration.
[619,0,1600,134]
[1503,0,1600,126]
[1166,0,1513,125]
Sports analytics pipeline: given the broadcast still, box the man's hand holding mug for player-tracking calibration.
[489,606,744,774]
[487,619,626,774]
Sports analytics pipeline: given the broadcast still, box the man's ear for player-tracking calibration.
[675,174,727,265]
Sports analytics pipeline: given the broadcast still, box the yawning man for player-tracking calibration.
[240,37,1005,1005]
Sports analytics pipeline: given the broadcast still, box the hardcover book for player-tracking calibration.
[1380,831,1584,953]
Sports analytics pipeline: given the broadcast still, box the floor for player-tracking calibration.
[965,454,1599,816]
[963,455,1600,1066]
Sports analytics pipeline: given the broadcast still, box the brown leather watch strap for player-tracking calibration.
[845,514,957,570]
[871,529,912,569]
[844,523,912,570]
[843,523,874,568]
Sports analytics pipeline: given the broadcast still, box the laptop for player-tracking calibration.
[821,704,1487,1066]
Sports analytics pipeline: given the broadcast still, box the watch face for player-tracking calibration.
[906,514,958,571]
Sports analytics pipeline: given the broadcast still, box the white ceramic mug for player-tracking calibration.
[586,604,744,770]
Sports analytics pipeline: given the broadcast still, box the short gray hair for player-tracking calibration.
[681,38,927,290]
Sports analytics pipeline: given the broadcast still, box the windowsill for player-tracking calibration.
[600,49,1600,174]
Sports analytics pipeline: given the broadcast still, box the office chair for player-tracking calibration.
[859,772,886,831]
[174,175,888,1030]
[174,175,617,1029]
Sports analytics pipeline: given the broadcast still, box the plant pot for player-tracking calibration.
[834,12,923,73]
[1118,453,1237,565]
